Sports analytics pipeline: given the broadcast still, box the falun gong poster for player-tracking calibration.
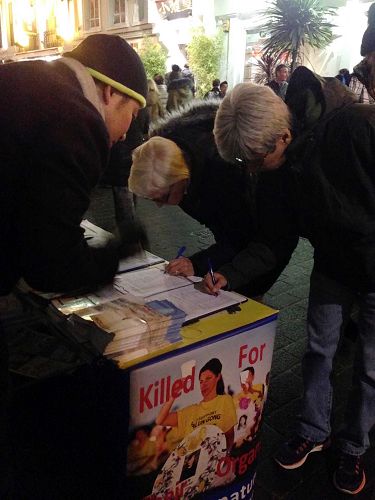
[126,319,276,499]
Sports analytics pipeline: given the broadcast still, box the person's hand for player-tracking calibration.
[202,272,227,295]
[165,257,194,277]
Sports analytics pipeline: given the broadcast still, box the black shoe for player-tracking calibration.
[333,452,366,495]
[274,434,331,470]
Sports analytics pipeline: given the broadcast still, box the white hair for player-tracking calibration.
[214,83,291,164]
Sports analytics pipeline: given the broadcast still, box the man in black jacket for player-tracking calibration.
[205,67,375,495]
[0,34,148,295]
[0,34,147,497]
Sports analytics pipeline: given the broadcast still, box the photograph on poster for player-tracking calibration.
[179,449,201,483]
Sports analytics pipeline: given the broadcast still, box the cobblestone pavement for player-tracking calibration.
[130,196,375,500]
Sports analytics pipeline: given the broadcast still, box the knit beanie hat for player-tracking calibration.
[64,34,147,108]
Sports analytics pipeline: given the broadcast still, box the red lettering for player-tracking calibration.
[247,448,255,464]
[171,379,183,398]
[139,384,153,413]
[166,375,171,401]
[239,453,248,474]
[160,377,165,405]
[216,456,231,477]
[183,366,195,393]
[154,382,159,407]
[239,344,248,368]
[249,347,258,364]
[238,343,267,367]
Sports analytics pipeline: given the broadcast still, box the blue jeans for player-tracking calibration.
[296,269,375,456]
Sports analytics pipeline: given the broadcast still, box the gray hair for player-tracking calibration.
[214,83,291,164]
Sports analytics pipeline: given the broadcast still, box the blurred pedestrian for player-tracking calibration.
[360,2,375,57]
[335,68,351,86]
[181,63,194,84]
[266,64,289,100]
[219,81,228,98]
[353,2,375,101]
[182,63,196,96]
[153,74,168,113]
[349,73,374,103]
[146,78,164,123]
[204,78,221,99]
[165,64,181,86]
[166,77,194,112]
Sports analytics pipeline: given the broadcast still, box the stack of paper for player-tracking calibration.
[61,297,175,360]
[117,250,165,273]
[147,300,186,344]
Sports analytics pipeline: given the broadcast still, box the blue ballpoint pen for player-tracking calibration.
[165,246,186,273]
[175,246,186,259]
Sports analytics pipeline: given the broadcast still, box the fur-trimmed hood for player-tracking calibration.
[150,98,220,138]
[149,99,221,165]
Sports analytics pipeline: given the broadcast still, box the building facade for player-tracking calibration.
[0,0,153,60]
[0,0,373,84]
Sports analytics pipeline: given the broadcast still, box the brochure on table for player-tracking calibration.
[124,300,278,500]
[52,251,248,363]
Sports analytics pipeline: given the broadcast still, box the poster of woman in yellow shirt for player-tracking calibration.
[156,357,237,451]
[233,366,265,447]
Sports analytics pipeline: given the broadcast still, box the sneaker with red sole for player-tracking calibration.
[274,434,331,470]
[333,451,366,495]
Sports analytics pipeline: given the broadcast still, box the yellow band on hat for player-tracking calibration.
[86,67,146,108]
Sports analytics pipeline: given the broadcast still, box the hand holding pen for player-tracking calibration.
[207,258,219,296]
[204,259,227,295]
[165,246,194,276]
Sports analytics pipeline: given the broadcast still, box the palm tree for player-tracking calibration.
[253,54,277,85]
[261,0,336,73]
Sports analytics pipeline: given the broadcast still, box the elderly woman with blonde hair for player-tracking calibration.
[129,100,288,296]
[130,136,189,207]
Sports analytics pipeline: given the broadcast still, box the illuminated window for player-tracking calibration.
[132,0,146,24]
[113,0,126,24]
[84,0,100,30]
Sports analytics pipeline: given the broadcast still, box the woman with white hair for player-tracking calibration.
[129,100,288,297]
[204,67,374,495]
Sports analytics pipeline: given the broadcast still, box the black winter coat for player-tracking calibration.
[150,100,286,296]
[219,67,375,293]
[0,59,119,295]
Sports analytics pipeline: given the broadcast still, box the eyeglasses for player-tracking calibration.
[234,142,274,173]
[235,153,268,173]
